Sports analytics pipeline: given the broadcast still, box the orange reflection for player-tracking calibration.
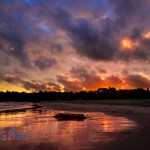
[0,108,136,150]
[0,110,33,128]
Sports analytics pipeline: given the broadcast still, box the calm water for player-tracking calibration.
[0,102,136,150]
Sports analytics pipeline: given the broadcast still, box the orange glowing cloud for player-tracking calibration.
[0,81,29,93]
[143,32,150,39]
[121,38,135,50]
[121,38,133,49]
[120,37,139,52]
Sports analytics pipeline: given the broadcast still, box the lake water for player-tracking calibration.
[0,102,136,150]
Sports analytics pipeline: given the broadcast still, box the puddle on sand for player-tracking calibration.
[0,108,136,150]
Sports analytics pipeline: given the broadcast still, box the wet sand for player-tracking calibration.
[0,102,150,150]
[0,104,42,113]
[43,103,150,150]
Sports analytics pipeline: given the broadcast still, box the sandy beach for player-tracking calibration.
[42,103,150,150]
[0,102,150,150]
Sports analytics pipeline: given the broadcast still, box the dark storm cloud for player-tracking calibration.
[51,7,117,61]
[22,80,61,92]
[0,70,29,84]
[22,81,46,91]
[110,0,150,61]
[0,73,23,85]
[130,28,143,40]
[49,0,150,62]
[70,67,92,80]
[57,67,103,91]
[51,43,63,54]
[1,0,150,63]
[57,75,83,91]
[34,57,57,70]
[0,31,27,64]
[0,1,41,66]
[104,75,123,87]
[0,75,18,84]
[0,73,61,91]
[71,67,102,84]
[124,74,150,88]
[0,0,150,92]
[119,36,150,62]
[97,68,107,74]
[47,82,61,91]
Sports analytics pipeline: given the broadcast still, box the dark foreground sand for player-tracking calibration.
[43,103,150,150]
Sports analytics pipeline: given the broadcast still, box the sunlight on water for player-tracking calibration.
[0,103,136,150]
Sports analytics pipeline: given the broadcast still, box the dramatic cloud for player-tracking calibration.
[103,76,123,88]
[22,80,61,92]
[51,7,117,61]
[34,57,57,70]
[57,75,83,91]
[57,67,124,91]
[0,0,150,91]
[50,0,150,62]
[51,43,63,54]
[97,68,107,74]
[0,73,61,92]
[124,74,150,88]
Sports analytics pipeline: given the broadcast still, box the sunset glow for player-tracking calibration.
[144,32,150,39]
[0,0,150,92]
[121,38,133,49]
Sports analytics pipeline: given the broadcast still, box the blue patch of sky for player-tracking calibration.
[23,0,52,6]
[84,0,109,11]
[13,15,21,21]
[23,0,33,5]
[105,9,116,19]
[6,0,13,5]
[56,0,69,6]
[37,25,53,33]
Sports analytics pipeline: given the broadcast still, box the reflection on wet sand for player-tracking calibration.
[0,107,136,150]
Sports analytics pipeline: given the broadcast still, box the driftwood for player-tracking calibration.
[54,113,86,120]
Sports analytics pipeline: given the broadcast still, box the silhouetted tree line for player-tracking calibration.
[0,87,150,102]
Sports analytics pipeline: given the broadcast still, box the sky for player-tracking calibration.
[0,0,150,92]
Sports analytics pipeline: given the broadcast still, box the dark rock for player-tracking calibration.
[54,113,86,120]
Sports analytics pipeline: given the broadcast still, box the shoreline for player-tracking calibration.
[43,102,150,149]
[0,102,150,149]
[0,104,42,113]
